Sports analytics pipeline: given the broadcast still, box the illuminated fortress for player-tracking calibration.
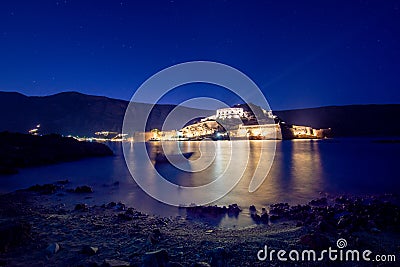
[150,105,331,141]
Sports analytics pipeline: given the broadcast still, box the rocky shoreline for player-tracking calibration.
[0,132,114,175]
[0,182,399,266]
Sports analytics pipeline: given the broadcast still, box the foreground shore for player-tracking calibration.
[0,183,399,266]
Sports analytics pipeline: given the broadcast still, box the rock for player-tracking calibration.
[0,221,31,252]
[335,196,350,204]
[118,213,132,221]
[152,228,161,237]
[309,197,327,206]
[46,243,60,254]
[289,204,312,221]
[142,249,169,267]
[147,229,162,244]
[299,233,330,250]
[102,259,130,267]
[261,208,266,213]
[115,202,126,211]
[337,215,355,232]
[75,203,89,211]
[147,233,159,245]
[227,204,241,217]
[82,245,98,255]
[118,209,144,221]
[251,213,261,223]
[74,185,93,193]
[316,220,335,233]
[250,209,269,223]
[269,203,290,218]
[187,204,241,219]
[191,263,211,267]
[269,214,280,221]
[337,215,351,229]
[125,208,135,215]
[209,247,229,267]
[260,213,269,224]
[370,227,381,233]
[106,202,117,209]
[27,183,58,194]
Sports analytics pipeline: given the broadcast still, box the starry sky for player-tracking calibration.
[0,0,399,110]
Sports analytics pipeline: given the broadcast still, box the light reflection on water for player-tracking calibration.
[1,139,399,227]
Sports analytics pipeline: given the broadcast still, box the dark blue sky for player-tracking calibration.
[0,0,399,110]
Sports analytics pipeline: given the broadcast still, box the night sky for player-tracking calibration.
[0,0,399,110]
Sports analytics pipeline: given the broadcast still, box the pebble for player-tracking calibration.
[82,245,98,255]
[46,243,60,254]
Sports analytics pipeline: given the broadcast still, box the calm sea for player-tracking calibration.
[1,138,399,227]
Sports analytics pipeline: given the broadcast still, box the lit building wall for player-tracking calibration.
[236,124,282,139]
[216,108,245,119]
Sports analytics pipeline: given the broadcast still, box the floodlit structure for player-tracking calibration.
[216,107,246,119]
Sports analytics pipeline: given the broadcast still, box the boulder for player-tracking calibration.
[227,204,241,217]
[27,183,58,194]
[106,202,117,209]
[260,213,269,224]
[249,205,257,212]
[251,213,261,223]
[74,185,93,193]
[115,202,126,211]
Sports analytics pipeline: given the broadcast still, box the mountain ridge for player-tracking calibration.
[1,91,399,137]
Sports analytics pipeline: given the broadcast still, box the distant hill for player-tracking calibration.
[275,105,400,137]
[0,91,399,137]
[0,91,213,136]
